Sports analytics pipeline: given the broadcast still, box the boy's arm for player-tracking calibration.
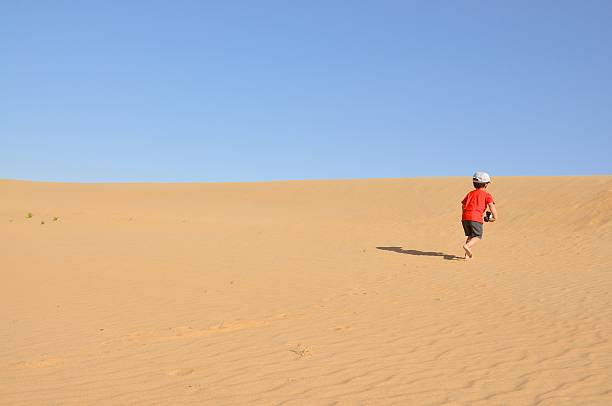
[488,202,498,221]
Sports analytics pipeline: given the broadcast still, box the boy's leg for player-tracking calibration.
[463,237,472,259]
[463,237,481,259]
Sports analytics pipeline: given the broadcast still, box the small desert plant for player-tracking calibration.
[40,221,45,225]
[26,212,33,219]
[53,217,59,221]
[289,344,310,358]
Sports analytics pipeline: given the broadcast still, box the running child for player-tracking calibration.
[461,171,498,259]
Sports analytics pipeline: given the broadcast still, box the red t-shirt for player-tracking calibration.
[461,189,494,223]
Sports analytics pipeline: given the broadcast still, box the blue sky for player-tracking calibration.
[2,1,611,182]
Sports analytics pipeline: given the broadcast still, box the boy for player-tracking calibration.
[461,171,497,259]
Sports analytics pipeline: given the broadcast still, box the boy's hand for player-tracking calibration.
[488,203,498,222]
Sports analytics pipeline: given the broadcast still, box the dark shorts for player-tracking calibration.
[462,220,483,238]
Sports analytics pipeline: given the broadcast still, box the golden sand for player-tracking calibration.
[2,177,611,405]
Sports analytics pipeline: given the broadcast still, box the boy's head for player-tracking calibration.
[472,171,491,189]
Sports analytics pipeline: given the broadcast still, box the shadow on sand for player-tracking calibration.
[376,246,462,261]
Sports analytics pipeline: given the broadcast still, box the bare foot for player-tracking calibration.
[463,244,473,259]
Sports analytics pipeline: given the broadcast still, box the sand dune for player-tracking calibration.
[1,176,611,405]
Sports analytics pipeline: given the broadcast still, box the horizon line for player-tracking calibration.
[2,173,611,185]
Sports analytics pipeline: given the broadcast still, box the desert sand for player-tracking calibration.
[1,176,612,405]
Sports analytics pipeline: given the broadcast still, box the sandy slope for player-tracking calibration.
[1,176,611,405]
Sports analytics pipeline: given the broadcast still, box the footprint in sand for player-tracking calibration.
[185,383,201,393]
[167,368,194,376]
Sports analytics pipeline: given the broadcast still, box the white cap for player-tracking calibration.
[473,171,491,183]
